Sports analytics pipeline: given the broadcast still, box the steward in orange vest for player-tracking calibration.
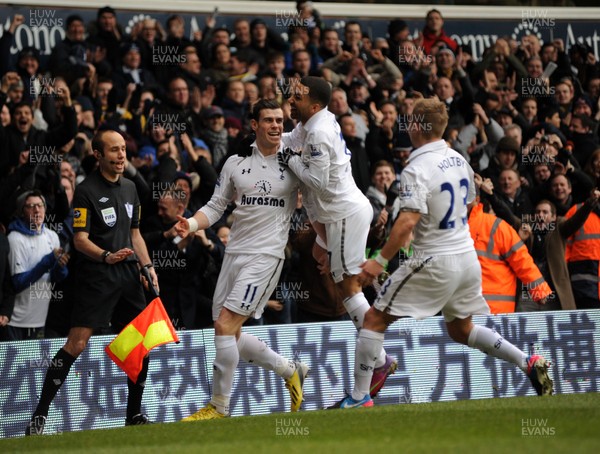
[469,203,552,313]
[565,203,600,309]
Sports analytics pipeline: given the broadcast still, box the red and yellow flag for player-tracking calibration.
[105,298,179,382]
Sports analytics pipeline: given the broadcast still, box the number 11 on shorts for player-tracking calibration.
[243,284,258,304]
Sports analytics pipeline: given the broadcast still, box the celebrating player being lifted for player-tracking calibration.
[278,76,397,401]
[175,99,308,420]
[336,98,553,409]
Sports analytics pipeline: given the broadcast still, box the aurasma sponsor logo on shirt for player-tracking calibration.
[240,194,286,207]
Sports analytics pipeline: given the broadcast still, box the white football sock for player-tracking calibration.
[343,292,369,330]
[344,292,387,368]
[468,325,528,371]
[237,332,295,379]
[352,329,384,401]
[210,335,238,414]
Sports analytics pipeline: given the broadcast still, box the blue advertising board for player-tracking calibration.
[1,310,598,438]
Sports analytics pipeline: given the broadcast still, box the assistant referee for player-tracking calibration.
[26,130,159,435]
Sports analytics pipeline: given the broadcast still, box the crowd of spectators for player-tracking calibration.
[1,3,600,340]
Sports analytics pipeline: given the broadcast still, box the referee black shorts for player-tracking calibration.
[70,261,146,332]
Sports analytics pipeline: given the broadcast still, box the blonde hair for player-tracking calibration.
[411,98,448,139]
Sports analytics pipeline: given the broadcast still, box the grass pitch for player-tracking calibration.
[1,393,598,453]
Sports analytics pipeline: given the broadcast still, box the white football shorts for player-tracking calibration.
[325,203,372,283]
[373,250,490,322]
[212,253,284,320]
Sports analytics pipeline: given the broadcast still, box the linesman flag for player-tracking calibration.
[105,267,179,382]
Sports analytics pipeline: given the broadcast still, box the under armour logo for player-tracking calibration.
[279,167,286,180]
[240,302,251,310]
[242,168,251,174]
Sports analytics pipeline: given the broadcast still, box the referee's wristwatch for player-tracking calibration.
[102,250,112,263]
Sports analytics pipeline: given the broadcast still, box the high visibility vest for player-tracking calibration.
[565,204,600,301]
[565,204,600,261]
[469,203,552,313]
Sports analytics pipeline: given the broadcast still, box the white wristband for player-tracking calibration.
[315,235,327,249]
[187,217,199,233]
[374,253,388,267]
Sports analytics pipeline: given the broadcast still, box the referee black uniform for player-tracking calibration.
[27,130,155,435]
[71,169,146,331]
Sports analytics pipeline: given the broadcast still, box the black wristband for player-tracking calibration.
[102,250,111,262]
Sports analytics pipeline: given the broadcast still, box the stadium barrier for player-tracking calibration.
[0,309,598,438]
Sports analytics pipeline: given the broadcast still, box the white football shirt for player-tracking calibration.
[398,139,476,256]
[8,226,60,328]
[200,144,299,259]
[282,108,369,223]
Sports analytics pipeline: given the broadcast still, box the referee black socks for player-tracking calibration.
[126,356,149,420]
[34,348,76,417]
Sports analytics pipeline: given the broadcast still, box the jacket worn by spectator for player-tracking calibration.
[441,69,476,130]
[469,203,552,313]
[48,37,89,85]
[422,27,458,55]
[525,198,599,311]
[345,135,370,194]
[0,92,78,170]
[453,117,504,171]
[7,218,67,331]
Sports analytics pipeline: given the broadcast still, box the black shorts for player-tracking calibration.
[70,261,146,332]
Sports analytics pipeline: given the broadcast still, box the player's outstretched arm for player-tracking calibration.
[174,211,211,238]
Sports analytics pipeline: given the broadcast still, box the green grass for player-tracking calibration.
[2,393,599,453]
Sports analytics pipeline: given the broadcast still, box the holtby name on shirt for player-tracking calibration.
[437,156,466,173]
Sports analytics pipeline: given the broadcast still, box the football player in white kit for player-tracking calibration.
[337,98,553,408]
[175,100,309,420]
[278,76,396,402]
